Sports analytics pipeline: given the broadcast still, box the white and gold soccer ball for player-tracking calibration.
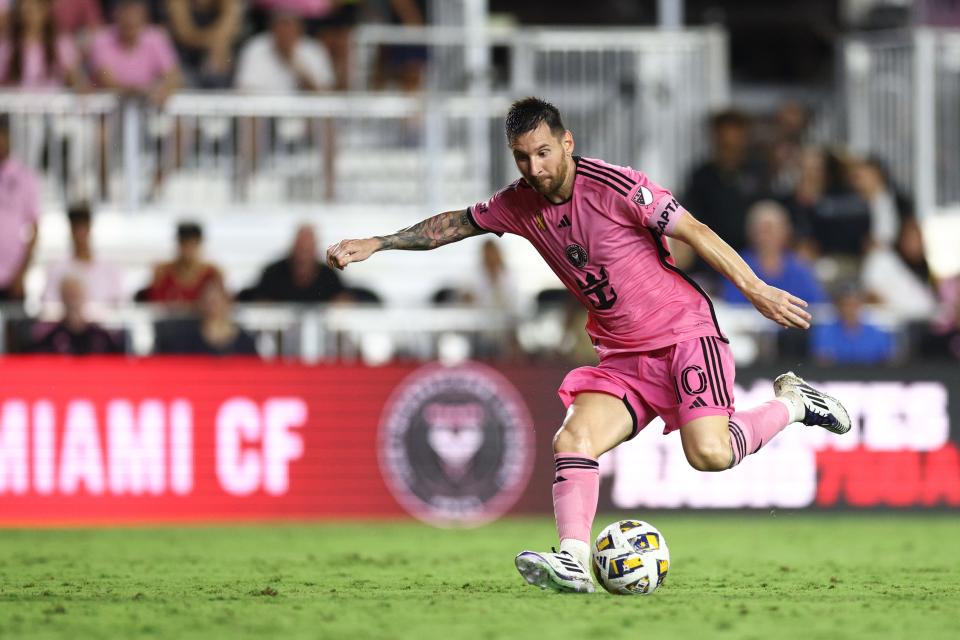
[592,519,670,595]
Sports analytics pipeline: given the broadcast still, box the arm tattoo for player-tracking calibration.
[375,209,486,251]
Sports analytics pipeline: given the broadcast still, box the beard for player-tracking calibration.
[530,151,568,197]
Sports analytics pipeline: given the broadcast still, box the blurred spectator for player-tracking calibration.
[143,221,223,304]
[846,156,937,321]
[90,0,181,105]
[43,204,124,306]
[923,275,960,360]
[782,148,870,257]
[0,0,86,89]
[811,283,895,365]
[0,114,41,302]
[30,276,122,354]
[154,279,258,355]
[0,1,8,36]
[248,1,361,89]
[721,200,827,307]
[471,238,520,318]
[165,0,242,88]
[766,101,811,195]
[848,156,910,248]
[242,224,345,302]
[861,217,937,322]
[376,0,427,92]
[235,10,334,92]
[684,110,767,251]
[52,0,103,41]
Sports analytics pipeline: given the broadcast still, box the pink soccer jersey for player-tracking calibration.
[469,156,726,355]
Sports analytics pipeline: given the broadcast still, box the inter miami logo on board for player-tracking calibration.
[378,362,534,527]
[565,243,589,268]
[576,266,618,310]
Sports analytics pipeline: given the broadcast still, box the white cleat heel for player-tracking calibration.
[515,550,595,593]
[774,371,851,435]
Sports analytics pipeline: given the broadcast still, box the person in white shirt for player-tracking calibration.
[43,204,124,306]
[850,158,937,322]
[234,10,335,92]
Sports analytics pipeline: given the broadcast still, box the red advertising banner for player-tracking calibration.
[0,358,418,524]
[0,357,957,526]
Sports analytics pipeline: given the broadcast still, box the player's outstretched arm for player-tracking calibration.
[326,209,485,270]
[669,213,813,330]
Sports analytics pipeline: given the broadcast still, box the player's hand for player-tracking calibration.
[745,283,812,330]
[326,238,381,270]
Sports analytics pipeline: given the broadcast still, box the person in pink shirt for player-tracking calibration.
[326,98,854,592]
[90,0,181,105]
[0,114,42,301]
[0,0,86,89]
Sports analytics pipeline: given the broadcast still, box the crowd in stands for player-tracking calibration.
[0,3,957,363]
[0,0,425,94]
[3,96,960,362]
[679,103,955,365]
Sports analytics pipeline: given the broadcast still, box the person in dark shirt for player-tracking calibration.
[31,276,122,355]
[245,224,345,302]
[683,110,768,252]
[782,148,871,257]
[154,279,258,355]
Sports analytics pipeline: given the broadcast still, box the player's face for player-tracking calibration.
[510,123,574,198]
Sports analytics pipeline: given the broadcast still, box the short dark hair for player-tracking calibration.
[709,109,749,131]
[67,203,92,226]
[176,221,203,243]
[505,97,565,143]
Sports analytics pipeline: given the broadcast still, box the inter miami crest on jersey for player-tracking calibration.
[565,243,589,268]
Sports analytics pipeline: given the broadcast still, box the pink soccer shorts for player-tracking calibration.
[558,335,735,437]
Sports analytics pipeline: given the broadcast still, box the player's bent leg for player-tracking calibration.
[552,391,635,458]
[680,403,794,471]
[516,392,634,594]
[680,373,851,473]
[679,414,736,471]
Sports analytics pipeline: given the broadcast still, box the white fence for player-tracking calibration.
[0,91,509,211]
[0,25,728,211]
[844,28,960,217]
[352,24,729,191]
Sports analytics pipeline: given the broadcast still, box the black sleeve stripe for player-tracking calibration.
[576,168,628,197]
[578,158,636,191]
[465,206,501,237]
[646,228,728,343]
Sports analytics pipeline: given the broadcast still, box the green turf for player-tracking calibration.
[0,514,957,640]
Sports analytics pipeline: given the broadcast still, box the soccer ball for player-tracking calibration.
[592,519,670,595]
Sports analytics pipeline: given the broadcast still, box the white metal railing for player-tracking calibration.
[0,302,513,363]
[352,24,730,190]
[0,90,513,211]
[0,92,118,205]
[0,301,912,365]
[0,25,728,211]
[843,28,960,217]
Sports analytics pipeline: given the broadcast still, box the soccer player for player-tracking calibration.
[326,98,850,593]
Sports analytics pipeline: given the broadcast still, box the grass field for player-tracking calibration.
[0,514,957,640]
